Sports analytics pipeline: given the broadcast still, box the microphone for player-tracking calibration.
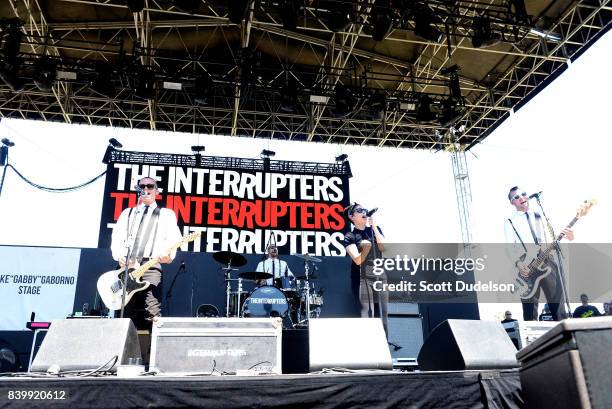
[135,185,148,196]
[529,191,543,200]
[366,208,378,217]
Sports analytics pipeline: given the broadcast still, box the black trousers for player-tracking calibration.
[116,264,162,331]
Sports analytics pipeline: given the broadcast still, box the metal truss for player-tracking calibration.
[0,0,609,150]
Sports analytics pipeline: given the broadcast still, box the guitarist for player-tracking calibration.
[504,186,574,321]
[110,177,182,329]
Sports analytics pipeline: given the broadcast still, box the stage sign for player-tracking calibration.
[97,151,352,256]
[0,246,81,330]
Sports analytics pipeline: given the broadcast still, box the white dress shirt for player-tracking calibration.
[255,258,294,286]
[111,202,182,262]
[504,209,550,265]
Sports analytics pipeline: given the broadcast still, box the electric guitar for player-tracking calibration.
[513,200,596,300]
[97,231,201,311]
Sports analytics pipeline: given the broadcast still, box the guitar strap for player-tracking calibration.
[507,218,528,253]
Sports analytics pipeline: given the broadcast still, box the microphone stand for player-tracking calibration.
[119,192,144,319]
[535,196,572,319]
[165,261,185,316]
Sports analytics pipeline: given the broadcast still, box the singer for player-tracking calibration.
[504,186,574,321]
[110,176,182,330]
[343,203,389,337]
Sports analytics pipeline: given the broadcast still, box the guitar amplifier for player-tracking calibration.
[150,317,282,375]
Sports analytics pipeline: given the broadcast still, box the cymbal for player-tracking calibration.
[296,275,319,280]
[239,271,273,281]
[295,253,322,263]
[213,251,247,267]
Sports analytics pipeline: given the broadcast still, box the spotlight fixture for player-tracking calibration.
[0,21,24,92]
[335,153,348,162]
[323,3,353,32]
[281,0,302,31]
[191,145,205,153]
[228,0,250,24]
[438,98,464,128]
[261,149,276,158]
[102,138,122,164]
[108,138,123,149]
[471,16,501,48]
[32,57,56,92]
[371,0,394,41]
[413,5,444,43]
[442,65,462,101]
[1,138,14,166]
[126,0,145,13]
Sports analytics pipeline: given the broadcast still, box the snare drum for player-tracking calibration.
[242,286,289,318]
[274,276,298,299]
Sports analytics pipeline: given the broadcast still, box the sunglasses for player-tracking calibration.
[139,183,157,189]
[511,192,527,201]
[353,208,368,215]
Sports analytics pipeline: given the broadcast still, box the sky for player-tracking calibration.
[1,29,610,321]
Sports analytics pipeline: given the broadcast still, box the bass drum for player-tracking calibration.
[242,286,289,318]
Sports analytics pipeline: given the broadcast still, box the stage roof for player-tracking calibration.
[0,1,609,149]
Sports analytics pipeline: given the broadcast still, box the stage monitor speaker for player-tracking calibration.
[31,318,140,373]
[417,319,518,370]
[150,317,283,375]
[517,317,612,409]
[308,318,392,371]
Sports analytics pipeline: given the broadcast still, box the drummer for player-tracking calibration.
[255,244,294,287]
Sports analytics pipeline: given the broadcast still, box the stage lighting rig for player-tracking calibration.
[320,1,353,32]
[442,65,462,101]
[191,145,205,166]
[261,149,276,158]
[89,64,116,98]
[413,4,444,43]
[1,138,15,167]
[416,94,436,123]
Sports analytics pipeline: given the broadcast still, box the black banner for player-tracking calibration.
[97,151,352,256]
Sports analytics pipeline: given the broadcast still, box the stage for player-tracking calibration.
[0,369,522,409]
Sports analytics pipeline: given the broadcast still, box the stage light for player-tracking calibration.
[335,153,348,162]
[191,145,205,153]
[228,0,250,24]
[365,92,386,120]
[172,0,200,14]
[413,5,443,43]
[279,79,299,112]
[108,138,123,149]
[399,101,416,111]
[126,0,145,13]
[89,64,115,98]
[1,138,15,166]
[0,21,24,92]
[281,0,302,31]
[371,0,394,41]
[416,94,436,123]
[333,84,356,118]
[32,57,56,92]
[261,149,276,158]
[102,138,122,164]
[471,16,501,48]
[1,138,15,148]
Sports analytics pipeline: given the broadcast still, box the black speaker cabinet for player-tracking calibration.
[31,318,141,373]
[417,319,518,370]
[517,317,612,409]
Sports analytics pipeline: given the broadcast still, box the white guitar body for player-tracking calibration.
[97,268,151,311]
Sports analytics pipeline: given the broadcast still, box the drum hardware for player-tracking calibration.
[213,251,247,318]
[238,271,273,281]
[295,254,322,263]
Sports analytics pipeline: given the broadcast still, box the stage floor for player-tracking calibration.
[0,369,523,409]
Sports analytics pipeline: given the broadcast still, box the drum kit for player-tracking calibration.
[212,250,324,328]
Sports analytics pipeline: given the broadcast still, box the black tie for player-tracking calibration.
[132,205,149,260]
[272,259,276,279]
[525,213,539,245]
